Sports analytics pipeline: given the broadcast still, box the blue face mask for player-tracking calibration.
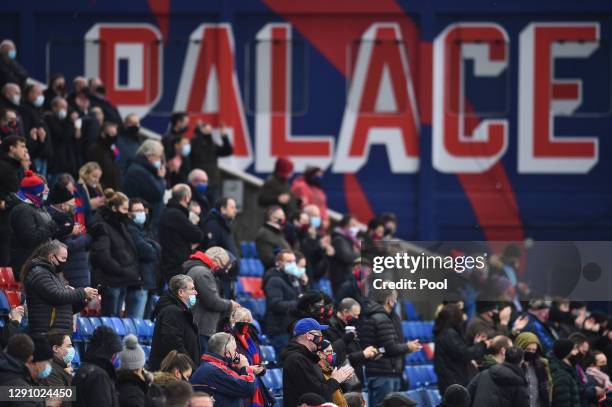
[310,217,321,229]
[34,95,44,108]
[188,294,197,308]
[111,354,121,370]
[153,160,162,169]
[181,143,191,157]
[195,183,208,194]
[284,262,304,278]
[63,347,76,365]
[37,363,52,379]
[7,49,16,60]
[133,212,146,225]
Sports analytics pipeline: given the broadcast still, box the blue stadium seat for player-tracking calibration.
[403,300,421,321]
[122,318,138,336]
[248,242,258,259]
[76,317,94,341]
[240,242,251,258]
[142,345,151,361]
[421,321,434,342]
[406,349,426,365]
[426,388,442,406]
[0,291,10,314]
[260,345,277,364]
[72,346,81,368]
[144,319,155,337]
[263,369,283,395]
[405,389,425,406]
[89,317,102,331]
[315,278,333,297]
[132,318,150,341]
[251,259,264,277]
[240,259,253,276]
[110,317,126,337]
[402,321,416,339]
[242,299,265,321]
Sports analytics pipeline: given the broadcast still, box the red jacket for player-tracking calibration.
[291,176,328,220]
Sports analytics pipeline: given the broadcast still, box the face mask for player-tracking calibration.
[34,95,45,107]
[63,347,76,364]
[7,49,16,60]
[37,363,52,379]
[10,94,20,106]
[310,217,321,229]
[152,160,162,170]
[348,226,360,237]
[42,193,49,202]
[283,262,303,278]
[133,212,146,225]
[195,183,208,194]
[181,143,191,157]
[126,125,140,136]
[57,109,67,120]
[384,226,394,236]
[111,354,121,369]
[276,218,286,228]
[188,294,197,308]
[234,322,251,336]
[310,334,323,350]
[523,351,537,362]
[54,255,66,273]
[325,352,337,366]
[96,85,106,95]
[569,353,583,366]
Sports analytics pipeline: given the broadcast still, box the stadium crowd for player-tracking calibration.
[0,37,611,407]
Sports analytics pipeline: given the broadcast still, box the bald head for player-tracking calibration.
[172,183,192,208]
[2,83,20,106]
[188,169,208,186]
[73,76,88,93]
[0,40,15,54]
[303,204,320,219]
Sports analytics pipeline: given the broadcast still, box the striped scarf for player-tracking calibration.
[236,331,265,407]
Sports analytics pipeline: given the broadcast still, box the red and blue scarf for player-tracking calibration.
[235,330,265,407]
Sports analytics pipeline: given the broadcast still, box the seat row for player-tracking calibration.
[402,320,434,342]
[76,316,155,343]
[404,364,438,390]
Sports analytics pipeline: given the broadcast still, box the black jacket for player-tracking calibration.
[359,300,410,377]
[40,355,72,389]
[434,327,487,394]
[329,231,359,293]
[189,130,233,188]
[263,267,301,336]
[325,315,367,387]
[0,53,28,88]
[89,206,142,288]
[126,221,160,291]
[548,354,580,407]
[467,362,529,407]
[20,101,51,161]
[0,351,42,407]
[149,292,200,371]
[0,153,23,197]
[334,276,362,306]
[258,175,298,218]
[44,114,78,177]
[115,369,152,407]
[122,157,166,231]
[200,209,238,256]
[280,341,341,407]
[189,184,211,216]
[23,258,87,335]
[73,356,120,407]
[255,223,291,271]
[159,199,203,283]
[87,137,121,190]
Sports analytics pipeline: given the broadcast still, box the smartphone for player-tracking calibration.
[378,347,386,354]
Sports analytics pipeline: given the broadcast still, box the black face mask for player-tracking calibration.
[96,85,106,95]
[523,351,537,362]
[53,255,66,273]
[569,353,583,366]
[234,322,251,336]
[125,125,140,137]
[229,351,241,366]
[310,334,324,351]
[176,125,189,134]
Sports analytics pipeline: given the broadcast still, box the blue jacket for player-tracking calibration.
[116,133,141,173]
[122,156,166,233]
[191,353,256,407]
[126,221,160,290]
[523,314,558,354]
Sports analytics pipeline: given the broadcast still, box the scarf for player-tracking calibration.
[235,330,265,407]
[586,366,612,389]
[190,251,217,270]
[17,191,42,208]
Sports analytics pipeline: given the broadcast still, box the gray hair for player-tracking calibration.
[187,168,208,184]
[168,274,193,296]
[136,139,163,157]
[208,332,234,355]
[172,183,191,202]
[205,246,230,269]
[338,298,360,313]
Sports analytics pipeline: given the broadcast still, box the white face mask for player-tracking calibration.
[10,94,20,106]
[34,94,44,107]
[57,109,67,120]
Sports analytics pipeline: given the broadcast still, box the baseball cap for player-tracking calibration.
[293,318,329,336]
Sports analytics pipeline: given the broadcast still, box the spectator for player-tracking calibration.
[0,305,25,349]
[297,393,326,407]
[188,169,211,216]
[465,300,528,344]
[88,77,122,125]
[0,39,28,87]
[255,205,291,270]
[41,331,75,390]
[190,332,256,407]
[73,326,123,407]
[258,157,298,217]
[359,288,421,407]
[479,335,513,371]
[585,351,611,392]
[467,346,529,407]
[159,350,195,381]
[123,139,166,230]
[115,334,154,407]
[317,340,350,407]
[549,339,581,407]
[380,212,398,240]
[45,96,79,178]
[524,298,559,355]
[378,393,418,407]
[149,274,200,370]
[0,106,21,139]
[117,113,142,173]
[434,303,488,395]
[189,122,233,203]
[87,121,121,190]
[183,246,238,352]
[127,198,161,319]
[0,334,54,392]
[190,392,215,407]
[263,250,304,354]
[89,189,143,316]
[440,384,471,407]
[79,106,104,163]
[335,258,370,306]
[20,83,51,175]
[300,204,335,284]
[46,181,92,288]
[76,161,105,226]
[344,392,366,407]
[165,135,192,187]
[164,379,194,407]
[43,74,67,111]
[329,214,360,294]
[229,307,274,407]
[569,332,601,406]
[291,166,328,224]
[281,318,355,407]
[0,83,22,113]
[66,76,88,110]
[514,332,552,407]
[159,184,203,282]
[164,111,190,140]
[22,240,97,335]
[9,170,57,277]
[201,197,238,256]
[324,297,379,390]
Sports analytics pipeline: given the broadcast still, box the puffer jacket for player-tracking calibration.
[0,351,42,407]
[23,258,87,335]
[89,206,142,288]
[358,299,411,377]
[262,267,301,336]
[467,362,529,407]
[548,353,580,407]
[122,156,165,231]
[126,221,160,291]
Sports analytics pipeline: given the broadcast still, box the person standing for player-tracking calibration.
[258,157,298,218]
[548,339,581,407]
[255,206,291,271]
[86,121,121,190]
[514,332,552,407]
[115,334,154,407]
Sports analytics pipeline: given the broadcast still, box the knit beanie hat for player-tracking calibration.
[441,384,471,407]
[119,334,146,370]
[514,332,541,352]
[274,157,294,179]
[19,170,45,196]
[32,336,54,363]
[553,338,575,360]
[47,183,73,205]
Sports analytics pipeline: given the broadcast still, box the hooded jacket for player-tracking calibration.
[0,351,42,407]
[115,369,154,407]
[262,267,301,336]
[280,340,341,407]
[467,362,529,407]
[23,257,87,335]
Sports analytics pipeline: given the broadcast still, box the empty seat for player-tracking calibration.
[0,290,11,314]
[405,389,425,406]
[110,317,127,337]
[76,317,94,341]
[425,388,442,406]
[403,300,421,321]
[4,290,21,308]
[122,318,138,336]
[263,368,283,395]
[89,317,102,331]
[260,345,277,364]
[132,318,152,342]
[251,259,264,277]
[239,259,253,276]
[0,268,19,290]
[315,278,333,297]
[239,277,264,299]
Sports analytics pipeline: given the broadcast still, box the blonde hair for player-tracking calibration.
[103,188,128,208]
[79,161,101,180]
[230,307,252,325]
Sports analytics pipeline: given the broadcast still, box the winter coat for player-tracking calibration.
[255,223,291,271]
[126,221,160,291]
[20,101,52,161]
[9,199,58,277]
[116,133,141,174]
[548,354,580,407]
[189,183,211,216]
[0,351,42,407]
[280,341,341,407]
[465,313,511,344]
[149,292,200,371]
[76,180,104,228]
[262,267,301,336]
[291,176,328,220]
[87,137,121,190]
[122,156,166,232]
[189,131,233,188]
[115,369,152,407]
[258,175,298,217]
[0,153,23,197]
[159,199,203,283]
[45,114,78,177]
[0,53,28,88]
[183,257,232,336]
[329,231,359,293]
[200,209,238,256]
[325,315,367,387]
[467,362,529,407]
[191,353,256,407]
[72,356,120,407]
[23,258,87,335]
[40,355,73,394]
[434,327,487,394]
[334,276,362,306]
[359,300,411,378]
[89,206,142,288]
[523,315,559,355]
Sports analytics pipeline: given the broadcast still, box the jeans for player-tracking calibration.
[268,334,289,356]
[367,376,400,407]
[199,335,210,355]
[124,288,147,319]
[33,158,48,176]
[143,290,157,320]
[101,287,126,316]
